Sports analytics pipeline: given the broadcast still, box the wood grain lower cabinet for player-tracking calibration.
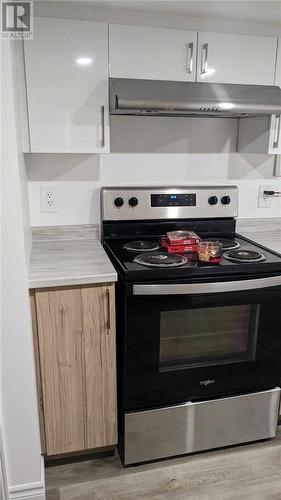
[31,284,117,456]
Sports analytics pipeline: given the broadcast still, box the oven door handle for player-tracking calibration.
[133,275,281,295]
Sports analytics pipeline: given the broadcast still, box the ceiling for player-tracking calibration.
[61,1,281,26]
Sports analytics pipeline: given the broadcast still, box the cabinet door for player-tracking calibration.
[237,38,281,155]
[275,38,281,87]
[268,115,281,154]
[271,39,281,154]
[35,284,117,455]
[24,17,109,153]
[238,115,281,155]
[197,31,277,85]
[109,24,197,81]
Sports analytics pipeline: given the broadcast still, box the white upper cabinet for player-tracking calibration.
[268,115,281,154]
[269,39,281,154]
[109,25,277,86]
[238,37,281,155]
[24,17,109,153]
[275,39,281,87]
[197,32,277,85]
[109,24,197,81]
[238,115,281,155]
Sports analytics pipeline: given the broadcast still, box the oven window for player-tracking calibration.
[159,304,259,372]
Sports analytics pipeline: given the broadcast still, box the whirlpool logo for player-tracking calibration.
[200,379,215,386]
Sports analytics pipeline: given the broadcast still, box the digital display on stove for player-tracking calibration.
[151,193,196,207]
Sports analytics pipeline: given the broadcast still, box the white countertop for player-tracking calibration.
[29,225,117,289]
[236,218,281,254]
[29,219,281,289]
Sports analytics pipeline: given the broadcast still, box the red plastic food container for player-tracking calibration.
[166,230,201,246]
[161,238,199,254]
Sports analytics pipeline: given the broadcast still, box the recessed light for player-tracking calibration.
[76,57,92,66]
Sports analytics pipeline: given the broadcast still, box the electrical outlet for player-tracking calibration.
[40,187,57,213]
[258,184,274,208]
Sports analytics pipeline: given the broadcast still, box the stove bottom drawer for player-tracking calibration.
[124,388,280,465]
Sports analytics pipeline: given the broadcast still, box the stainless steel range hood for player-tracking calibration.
[109,78,281,118]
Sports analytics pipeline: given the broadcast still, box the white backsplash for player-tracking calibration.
[26,152,281,226]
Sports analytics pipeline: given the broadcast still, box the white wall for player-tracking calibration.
[11,42,33,263]
[1,42,44,500]
[26,151,281,226]
[35,1,281,37]
[0,426,8,500]
[109,116,238,153]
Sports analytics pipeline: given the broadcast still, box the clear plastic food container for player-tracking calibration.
[198,241,223,264]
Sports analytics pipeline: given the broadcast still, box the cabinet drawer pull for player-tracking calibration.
[186,42,194,74]
[106,288,110,333]
[100,105,105,148]
[273,114,281,149]
[200,43,208,74]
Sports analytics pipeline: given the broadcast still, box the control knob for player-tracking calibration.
[114,197,124,208]
[208,196,218,205]
[221,195,231,205]
[128,196,138,207]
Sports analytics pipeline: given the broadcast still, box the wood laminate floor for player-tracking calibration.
[46,429,281,500]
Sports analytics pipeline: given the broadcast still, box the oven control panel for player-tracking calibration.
[151,193,196,207]
[102,186,238,221]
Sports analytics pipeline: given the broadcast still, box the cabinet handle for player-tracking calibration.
[106,288,110,333]
[200,43,208,74]
[273,114,281,149]
[186,42,194,74]
[100,105,105,148]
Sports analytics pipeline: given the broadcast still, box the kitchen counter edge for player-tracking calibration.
[29,224,117,289]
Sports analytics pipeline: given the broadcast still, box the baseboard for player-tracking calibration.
[8,456,45,500]
[9,491,45,500]
[45,445,115,466]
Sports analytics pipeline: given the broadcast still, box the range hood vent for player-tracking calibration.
[109,78,281,118]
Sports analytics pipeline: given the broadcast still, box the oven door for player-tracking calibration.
[124,275,281,410]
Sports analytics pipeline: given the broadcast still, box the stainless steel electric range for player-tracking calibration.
[101,186,281,466]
